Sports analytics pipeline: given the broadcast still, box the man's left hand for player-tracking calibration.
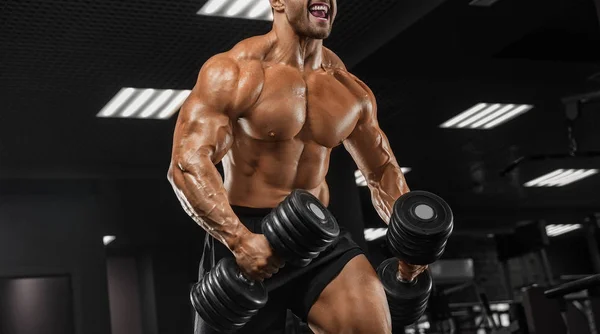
[397,260,427,282]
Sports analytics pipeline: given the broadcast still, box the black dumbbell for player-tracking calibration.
[190,189,340,333]
[377,191,454,328]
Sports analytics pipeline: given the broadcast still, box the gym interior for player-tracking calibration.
[1,0,600,333]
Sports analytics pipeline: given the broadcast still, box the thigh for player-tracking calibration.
[307,255,392,334]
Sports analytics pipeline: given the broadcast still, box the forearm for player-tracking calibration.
[367,162,410,224]
[168,157,249,251]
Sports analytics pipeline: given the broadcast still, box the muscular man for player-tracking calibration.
[168,0,426,332]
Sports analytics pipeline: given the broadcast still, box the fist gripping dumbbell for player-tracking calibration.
[190,189,340,333]
[377,191,454,328]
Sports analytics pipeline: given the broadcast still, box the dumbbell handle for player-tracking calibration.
[237,271,257,286]
[396,270,423,285]
[396,271,415,284]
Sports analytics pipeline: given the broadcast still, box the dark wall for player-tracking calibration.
[0,182,112,334]
[151,246,197,334]
[0,276,75,334]
[107,257,144,334]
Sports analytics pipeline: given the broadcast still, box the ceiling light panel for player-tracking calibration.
[103,235,116,246]
[364,228,388,241]
[97,88,191,120]
[355,168,412,187]
[198,0,274,21]
[546,224,582,237]
[524,169,599,187]
[440,103,533,129]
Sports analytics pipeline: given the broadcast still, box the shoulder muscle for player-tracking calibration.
[194,53,264,118]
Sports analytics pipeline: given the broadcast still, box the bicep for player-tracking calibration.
[343,77,400,175]
[343,116,397,175]
[171,56,240,169]
[171,95,234,169]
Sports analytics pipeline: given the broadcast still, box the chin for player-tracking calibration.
[313,31,330,39]
[305,27,331,40]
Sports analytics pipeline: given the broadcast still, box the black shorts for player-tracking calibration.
[194,205,364,334]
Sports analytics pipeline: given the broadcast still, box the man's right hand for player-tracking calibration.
[232,231,285,281]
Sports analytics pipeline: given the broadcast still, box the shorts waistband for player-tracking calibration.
[230,205,274,217]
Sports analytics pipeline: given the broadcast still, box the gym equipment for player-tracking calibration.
[378,191,454,328]
[190,189,340,333]
[522,274,600,334]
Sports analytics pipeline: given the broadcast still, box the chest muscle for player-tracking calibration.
[238,66,362,147]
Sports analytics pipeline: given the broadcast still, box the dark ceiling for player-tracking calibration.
[1,0,600,237]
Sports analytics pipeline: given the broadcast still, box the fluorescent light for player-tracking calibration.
[248,0,271,18]
[158,90,191,119]
[440,103,533,129]
[355,168,412,187]
[556,170,598,186]
[524,169,598,187]
[97,88,191,120]
[121,89,156,117]
[484,105,531,129]
[355,170,368,187]
[546,224,582,237]
[471,104,514,128]
[198,0,273,21]
[227,0,252,16]
[103,235,116,246]
[98,88,135,117]
[440,103,487,128]
[140,89,175,118]
[364,228,388,241]
[457,104,501,128]
[203,0,227,14]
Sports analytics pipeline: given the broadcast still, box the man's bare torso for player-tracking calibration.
[222,35,370,208]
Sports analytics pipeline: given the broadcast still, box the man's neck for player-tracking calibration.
[266,16,324,71]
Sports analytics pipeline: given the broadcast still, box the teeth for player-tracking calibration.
[310,4,329,14]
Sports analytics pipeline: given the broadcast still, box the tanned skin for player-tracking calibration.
[168,0,426,332]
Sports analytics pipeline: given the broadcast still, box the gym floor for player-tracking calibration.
[1,0,600,333]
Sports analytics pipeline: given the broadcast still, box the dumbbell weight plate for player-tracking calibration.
[388,302,430,327]
[391,191,453,239]
[262,219,299,263]
[377,258,432,326]
[386,225,448,264]
[277,205,332,251]
[214,258,268,311]
[388,296,430,320]
[397,219,453,242]
[387,221,445,252]
[386,235,446,266]
[386,228,448,255]
[205,268,259,317]
[192,283,244,333]
[389,300,429,327]
[201,274,255,324]
[286,190,340,242]
[377,258,432,302]
[190,283,219,328]
[263,220,313,267]
[388,218,449,248]
[385,233,429,266]
[267,212,321,259]
[198,280,249,330]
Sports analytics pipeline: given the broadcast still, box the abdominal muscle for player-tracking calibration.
[222,136,332,209]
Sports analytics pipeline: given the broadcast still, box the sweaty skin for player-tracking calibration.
[168,0,425,330]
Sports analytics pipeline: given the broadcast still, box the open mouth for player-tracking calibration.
[308,2,330,21]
